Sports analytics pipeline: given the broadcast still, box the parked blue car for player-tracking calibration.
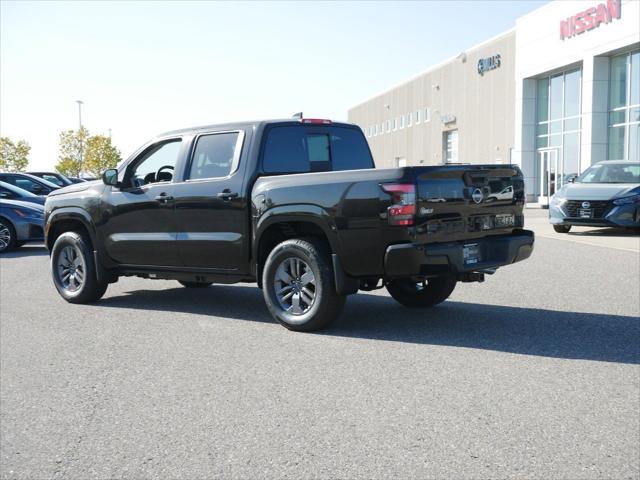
[0,181,46,205]
[0,199,45,253]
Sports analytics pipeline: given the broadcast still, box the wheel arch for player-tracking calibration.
[254,206,341,286]
[46,208,97,252]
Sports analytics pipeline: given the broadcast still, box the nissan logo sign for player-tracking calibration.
[472,188,484,204]
[582,201,591,208]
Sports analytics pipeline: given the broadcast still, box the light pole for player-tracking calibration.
[75,100,83,130]
[76,100,84,176]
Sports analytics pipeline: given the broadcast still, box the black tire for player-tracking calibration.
[262,238,345,332]
[553,225,571,233]
[179,281,213,288]
[51,231,108,303]
[0,218,17,253]
[386,275,457,308]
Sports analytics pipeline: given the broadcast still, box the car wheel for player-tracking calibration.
[51,231,108,303]
[0,218,16,253]
[386,275,457,308]
[262,238,345,332]
[179,281,213,288]
[553,225,571,233]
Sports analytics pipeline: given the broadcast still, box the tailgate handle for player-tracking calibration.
[154,193,174,203]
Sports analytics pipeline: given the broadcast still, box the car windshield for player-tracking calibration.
[577,163,640,184]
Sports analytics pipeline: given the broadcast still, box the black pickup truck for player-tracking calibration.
[44,118,534,331]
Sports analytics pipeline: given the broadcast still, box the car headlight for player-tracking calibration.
[550,195,567,206]
[612,194,640,205]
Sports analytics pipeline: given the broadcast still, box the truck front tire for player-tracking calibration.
[262,238,345,332]
[51,231,108,304]
[386,275,456,308]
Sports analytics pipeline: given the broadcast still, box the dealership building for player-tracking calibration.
[348,0,639,205]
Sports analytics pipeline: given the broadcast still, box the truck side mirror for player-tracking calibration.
[102,169,119,186]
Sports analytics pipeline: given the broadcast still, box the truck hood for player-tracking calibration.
[556,182,640,200]
[47,180,102,196]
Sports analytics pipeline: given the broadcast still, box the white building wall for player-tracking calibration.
[513,0,640,200]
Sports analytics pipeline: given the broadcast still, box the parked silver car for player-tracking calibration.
[549,160,640,233]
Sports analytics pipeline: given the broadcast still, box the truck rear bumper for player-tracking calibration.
[384,230,534,277]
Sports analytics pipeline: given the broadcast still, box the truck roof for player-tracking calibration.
[159,118,356,137]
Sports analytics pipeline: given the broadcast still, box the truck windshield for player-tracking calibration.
[577,163,640,183]
[263,125,374,173]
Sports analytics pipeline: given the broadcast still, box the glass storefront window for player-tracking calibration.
[630,124,639,161]
[535,68,582,195]
[537,78,549,122]
[564,69,581,117]
[608,50,640,160]
[609,55,627,110]
[631,52,639,106]
[608,127,625,160]
[563,132,580,179]
[550,74,564,120]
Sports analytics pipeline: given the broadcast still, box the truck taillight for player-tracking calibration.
[381,183,416,226]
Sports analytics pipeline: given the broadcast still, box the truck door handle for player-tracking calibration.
[154,193,174,203]
[217,191,238,200]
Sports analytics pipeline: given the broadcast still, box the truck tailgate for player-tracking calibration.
[409,164,526,244]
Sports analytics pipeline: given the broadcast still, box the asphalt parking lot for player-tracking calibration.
[1,213,639,479]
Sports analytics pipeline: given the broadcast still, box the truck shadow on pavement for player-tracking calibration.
[98,285,640,365]
[1,245,48,258]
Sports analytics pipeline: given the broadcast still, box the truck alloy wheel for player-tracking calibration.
[274,257,316,314]
[51,231,108,303]
[56,245,86,292]
[262,238,345,332]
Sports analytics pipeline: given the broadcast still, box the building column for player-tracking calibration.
[514,78,537,201]
[581,55,610,172]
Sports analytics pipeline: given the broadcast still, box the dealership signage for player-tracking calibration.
[560,0,621,40]
[477,55,501,75]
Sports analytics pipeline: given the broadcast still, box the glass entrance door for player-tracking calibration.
[538,149,561,206]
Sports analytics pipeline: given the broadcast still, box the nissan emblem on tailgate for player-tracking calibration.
[472,188,483,204]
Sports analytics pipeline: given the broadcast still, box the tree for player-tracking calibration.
[84,135,121,177]
[0,137,30,172]
[55,126,89,177]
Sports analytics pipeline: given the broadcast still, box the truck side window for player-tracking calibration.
[127,139,181,188]
[330,127,374,171]
[263,127,309,173]
[188,132,239,180]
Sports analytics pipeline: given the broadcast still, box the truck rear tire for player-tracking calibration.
[553,225,571,233]
[51,231,108,304]
[262,238,345,332]
[386,275,456,308]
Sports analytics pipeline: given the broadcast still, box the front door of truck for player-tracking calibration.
[100,138,184,267]
[171,130,250,273]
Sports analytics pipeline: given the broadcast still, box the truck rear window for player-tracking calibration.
[262,126,373,173]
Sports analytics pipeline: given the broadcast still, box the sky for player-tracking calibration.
[1,0,547,171]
